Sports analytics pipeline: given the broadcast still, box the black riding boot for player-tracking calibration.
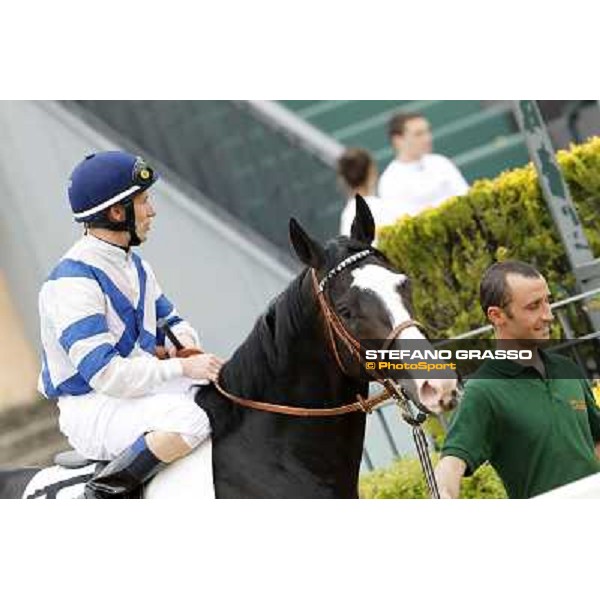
[84,435,165,499]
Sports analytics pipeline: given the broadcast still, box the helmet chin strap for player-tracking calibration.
[85,198,141,250]
[124,200,141,248]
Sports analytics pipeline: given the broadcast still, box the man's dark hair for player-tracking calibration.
[480,260,542,317]
[388,112,425,138]
[337,148,375,189]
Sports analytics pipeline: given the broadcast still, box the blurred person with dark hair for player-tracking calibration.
[435,260,600,498]
[338,148,392,237]
[38,151,224,498]
[378,112,469,218]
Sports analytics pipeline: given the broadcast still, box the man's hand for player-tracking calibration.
[435,455,467,499]
[180,353,224,382]
[155,346,170,360]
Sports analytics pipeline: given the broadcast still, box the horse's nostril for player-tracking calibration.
[449,388,463,407]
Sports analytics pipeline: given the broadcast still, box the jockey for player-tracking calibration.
[38,150,224,498]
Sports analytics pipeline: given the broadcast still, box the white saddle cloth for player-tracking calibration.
[23,439,216,500]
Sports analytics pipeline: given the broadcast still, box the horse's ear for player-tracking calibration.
[351,194,375,245]
[289,218,325,269]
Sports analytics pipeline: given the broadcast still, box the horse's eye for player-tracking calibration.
[337,305,352,319]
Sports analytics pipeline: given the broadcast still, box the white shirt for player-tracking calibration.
[339,195,395,238]
[378,154,469,219]
[38,234,200,400]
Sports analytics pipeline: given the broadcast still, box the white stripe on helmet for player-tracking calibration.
[73,184,142,219]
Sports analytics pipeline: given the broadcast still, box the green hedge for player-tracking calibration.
[377,137,600,337]
[359,454,507,499]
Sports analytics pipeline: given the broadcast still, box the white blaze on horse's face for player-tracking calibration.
[351,264,418,337]
[350,264,458,414]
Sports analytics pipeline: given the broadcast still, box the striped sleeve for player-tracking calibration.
[45,274,183,398]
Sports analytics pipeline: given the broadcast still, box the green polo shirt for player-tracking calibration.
[442,349,600,498]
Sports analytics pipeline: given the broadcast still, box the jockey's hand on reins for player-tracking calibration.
[155,345,203,359]
[155,345,170,360]
[175,347,203,358]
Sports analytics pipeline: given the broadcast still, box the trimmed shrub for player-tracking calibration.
[592,382,600,407]
[359,454,507,499]
[377,137,600,338]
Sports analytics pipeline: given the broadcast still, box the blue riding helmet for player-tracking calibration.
[68,151,159,247]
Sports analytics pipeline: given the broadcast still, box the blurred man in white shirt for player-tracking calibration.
[378,112,469,218]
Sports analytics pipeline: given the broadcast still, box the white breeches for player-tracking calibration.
[57,377,211,461]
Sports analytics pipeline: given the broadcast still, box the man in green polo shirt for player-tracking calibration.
[435,260,600,499]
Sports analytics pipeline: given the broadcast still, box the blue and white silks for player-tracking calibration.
[38,234,199,400]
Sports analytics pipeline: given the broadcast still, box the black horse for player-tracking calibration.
[0,197,457,499]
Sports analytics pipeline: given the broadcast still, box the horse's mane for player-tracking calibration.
[221,267,314,394]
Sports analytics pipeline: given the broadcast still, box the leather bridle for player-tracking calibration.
[213,249,431,421]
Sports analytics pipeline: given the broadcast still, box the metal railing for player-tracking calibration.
[435,286,600,380]
[242,101,344,167]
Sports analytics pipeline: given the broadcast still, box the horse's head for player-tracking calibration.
[289,194,458,414]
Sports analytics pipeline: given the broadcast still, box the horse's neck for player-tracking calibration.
[209,273,367,498]
[281,322,358,406]
[224,273,363,408]
[275,275,363,407]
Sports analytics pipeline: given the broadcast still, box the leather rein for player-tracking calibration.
[212,249,427,419]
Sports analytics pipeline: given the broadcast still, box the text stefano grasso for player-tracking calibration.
[364,349,534,361]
